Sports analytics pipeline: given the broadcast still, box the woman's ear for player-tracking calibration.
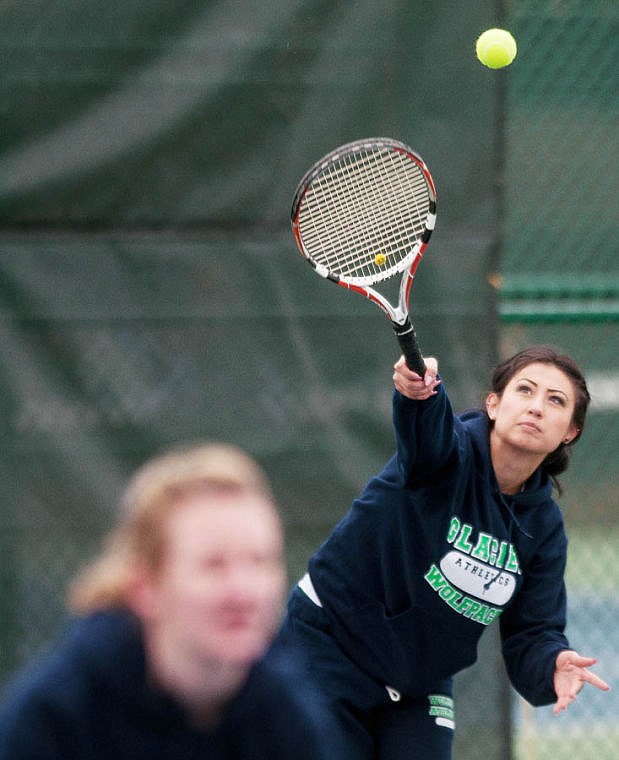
[486,392,498,421]
[563,424,579,446]
[125,565,160,622]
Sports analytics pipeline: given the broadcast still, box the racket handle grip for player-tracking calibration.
[392,318,426,377]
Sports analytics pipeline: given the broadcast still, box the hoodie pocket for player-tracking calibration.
[333,600,481,694]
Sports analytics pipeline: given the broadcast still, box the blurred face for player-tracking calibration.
[138,489,286,670]
[486,362,579,457]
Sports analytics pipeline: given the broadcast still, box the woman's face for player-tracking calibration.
[136,489,286,670]
[486,362,579,457]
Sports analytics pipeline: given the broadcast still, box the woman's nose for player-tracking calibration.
[528,400,543,416]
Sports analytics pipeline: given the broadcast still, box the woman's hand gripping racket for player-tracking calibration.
[291,137,437,376]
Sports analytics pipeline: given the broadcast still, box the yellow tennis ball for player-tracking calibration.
[374,252,387,266]
[476,28,517,69]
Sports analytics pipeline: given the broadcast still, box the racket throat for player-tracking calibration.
[391,316,414,334]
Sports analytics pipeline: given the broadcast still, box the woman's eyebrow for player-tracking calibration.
[517,376,570,398]
[516,375,537,386]
[547,387,570,398]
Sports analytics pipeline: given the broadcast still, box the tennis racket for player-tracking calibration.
[291,137,437,376]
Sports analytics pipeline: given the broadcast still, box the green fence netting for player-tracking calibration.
[500,2,619,758]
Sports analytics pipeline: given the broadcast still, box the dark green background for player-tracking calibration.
[3,1,617,757]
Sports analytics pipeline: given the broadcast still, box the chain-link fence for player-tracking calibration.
[499,2,619,757]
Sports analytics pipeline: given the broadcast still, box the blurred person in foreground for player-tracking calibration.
[0,443,344,760]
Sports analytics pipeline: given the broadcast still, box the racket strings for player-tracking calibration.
[297,148,431,281]
[303,156,423,268]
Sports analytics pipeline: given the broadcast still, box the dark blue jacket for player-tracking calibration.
[0,610,345,759]
[308,384,570,705]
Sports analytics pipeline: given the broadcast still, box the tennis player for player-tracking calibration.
[0,443,345,760]
[278,345,610,759]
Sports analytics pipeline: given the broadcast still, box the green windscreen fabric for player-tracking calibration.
[0,2,507,757]
[1,1,498,230]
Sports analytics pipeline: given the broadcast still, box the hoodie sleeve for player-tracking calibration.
[392,382,458,486]
[499,520,570,706]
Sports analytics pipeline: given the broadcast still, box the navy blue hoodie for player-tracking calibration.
[308,384,570,705]
[0,610,345,760]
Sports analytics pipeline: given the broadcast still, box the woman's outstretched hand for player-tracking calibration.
[553,650,610,715]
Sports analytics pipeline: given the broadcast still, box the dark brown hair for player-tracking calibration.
[490,345,590,493]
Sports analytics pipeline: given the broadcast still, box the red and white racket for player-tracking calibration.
[291,137,437,376]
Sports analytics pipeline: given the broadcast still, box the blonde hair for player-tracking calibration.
[68,443,276,614]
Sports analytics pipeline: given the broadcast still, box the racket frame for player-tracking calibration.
[291,137,437,375]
